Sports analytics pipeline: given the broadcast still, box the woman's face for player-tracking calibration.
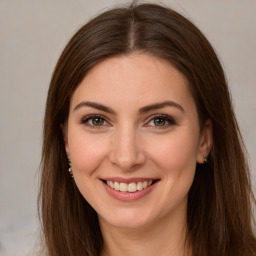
[64,53,212,230]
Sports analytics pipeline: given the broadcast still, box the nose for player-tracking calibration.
[109,124,146,171]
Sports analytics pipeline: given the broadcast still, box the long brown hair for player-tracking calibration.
[39,3,256,256]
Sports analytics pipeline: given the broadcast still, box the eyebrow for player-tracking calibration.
[139,101,184,114]
[74,101,116,114]
[73,100,184,114]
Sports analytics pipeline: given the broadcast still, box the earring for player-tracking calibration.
[69,166,73,177]
[67,158,73,177]
[203,155,208,164]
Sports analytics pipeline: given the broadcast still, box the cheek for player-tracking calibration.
[148,132,199,208]
[147,130,200,174]
[68,131,109,176]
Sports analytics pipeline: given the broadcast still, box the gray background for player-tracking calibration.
[0,0,255,255]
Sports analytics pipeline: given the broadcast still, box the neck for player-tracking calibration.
[100,206,191,256]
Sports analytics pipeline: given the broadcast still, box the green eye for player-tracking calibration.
[81,115,108,128]
[92,117,104,126]
[153,118,166,126]
[146,115,176,128]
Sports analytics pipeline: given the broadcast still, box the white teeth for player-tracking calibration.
[114,181,120,191]
[137,182,143,191]
[106,180,154,192]
[119,182,128,192]
[128,182,136,192]
[142,181,148,189]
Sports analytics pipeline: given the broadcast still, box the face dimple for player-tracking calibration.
[65,53,204,230]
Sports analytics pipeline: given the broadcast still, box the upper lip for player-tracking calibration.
[100,177,160,183]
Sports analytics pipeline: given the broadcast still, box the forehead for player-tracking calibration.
[70,53,196,114]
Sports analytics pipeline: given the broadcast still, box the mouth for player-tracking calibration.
[102,179,159,193]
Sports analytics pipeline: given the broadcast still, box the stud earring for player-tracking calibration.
[69,166,73,177]
[67,158,73,177]
[203,155,208,164]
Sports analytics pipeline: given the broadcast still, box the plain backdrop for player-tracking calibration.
[0,0,255,255]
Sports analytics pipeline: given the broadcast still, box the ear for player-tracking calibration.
[60,123,70,156]
[196,119,213,164]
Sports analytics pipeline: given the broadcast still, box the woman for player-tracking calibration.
[39,3,256,256]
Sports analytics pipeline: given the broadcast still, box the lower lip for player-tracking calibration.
[102,181,157,202]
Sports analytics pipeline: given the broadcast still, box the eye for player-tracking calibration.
[81,115,109,128]
[146,115,176,128]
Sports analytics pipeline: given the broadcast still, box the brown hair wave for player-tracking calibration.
[39,3,256,256]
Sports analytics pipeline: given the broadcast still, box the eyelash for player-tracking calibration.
[80,114,110,129]
[145,114,176,129]
[80,114,176,129]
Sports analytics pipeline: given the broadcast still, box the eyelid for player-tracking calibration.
[80,113,176,129]
[144,114,176,128]
[80,114,111,128]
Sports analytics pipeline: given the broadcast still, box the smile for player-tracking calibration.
[106,180,153,193]
[101,178,159,201]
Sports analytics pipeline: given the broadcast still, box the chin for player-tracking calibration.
[98,209,155,230]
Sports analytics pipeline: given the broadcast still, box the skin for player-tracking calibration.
[64,53,212,256]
